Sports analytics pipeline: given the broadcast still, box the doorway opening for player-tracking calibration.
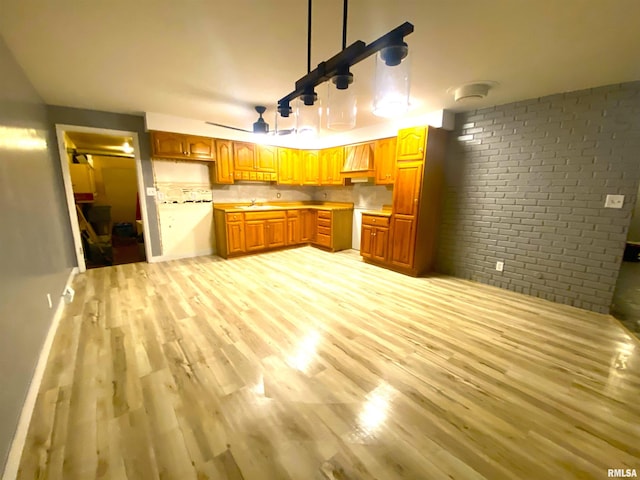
[56,125,152,271]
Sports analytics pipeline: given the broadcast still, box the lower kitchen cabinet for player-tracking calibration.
[226,213,245,255]
[361,214,390,263]
[244,211,286,252]
[213,205,353,258]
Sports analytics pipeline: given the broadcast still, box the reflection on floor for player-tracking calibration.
[611,260,640,339]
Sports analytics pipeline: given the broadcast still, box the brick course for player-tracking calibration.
[436,82,640,313]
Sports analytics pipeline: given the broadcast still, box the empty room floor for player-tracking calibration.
[16,247,640,479]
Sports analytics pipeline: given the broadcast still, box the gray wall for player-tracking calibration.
[0,37,76,472]
[436,82,640,313]
[46,106,161,256]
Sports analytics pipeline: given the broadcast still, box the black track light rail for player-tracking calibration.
[277,21,414,116]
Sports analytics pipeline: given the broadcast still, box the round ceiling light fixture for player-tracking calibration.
[451,81,498,102]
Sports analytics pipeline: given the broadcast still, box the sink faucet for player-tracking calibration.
[250,198,256,206]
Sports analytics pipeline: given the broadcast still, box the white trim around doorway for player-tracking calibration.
[55,124,156,271]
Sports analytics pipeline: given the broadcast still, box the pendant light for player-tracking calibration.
[373,41,410,118]
[326,1,357,131]
[276,1,414,131]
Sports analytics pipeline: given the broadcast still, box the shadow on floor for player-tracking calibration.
[611,260,640,339]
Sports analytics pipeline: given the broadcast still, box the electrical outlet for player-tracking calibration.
[496,261,504,272]
[46,293,52,309]
[605,194,624,209]
[146,187,157,197]
[63,286,75,304]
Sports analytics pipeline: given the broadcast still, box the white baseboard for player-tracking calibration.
[1,267,78,480]
[147,249,214,263]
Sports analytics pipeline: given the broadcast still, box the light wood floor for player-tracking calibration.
[17,247,640,479]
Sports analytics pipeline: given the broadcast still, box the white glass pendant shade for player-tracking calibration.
[373,49,410,118]
[274,109,296,135]
[326,81,357,131]
[295,97,322,137]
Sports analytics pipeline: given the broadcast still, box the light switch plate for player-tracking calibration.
[605,194,624,209]
[146,187,157,197]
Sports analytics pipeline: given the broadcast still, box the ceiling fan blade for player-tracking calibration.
[205,121,252,133]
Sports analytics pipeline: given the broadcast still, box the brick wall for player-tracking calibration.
[436,82,640,313]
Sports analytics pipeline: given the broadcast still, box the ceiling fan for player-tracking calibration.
[206,106,294,136]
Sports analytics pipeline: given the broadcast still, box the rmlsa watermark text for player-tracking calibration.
[608,469,638,478]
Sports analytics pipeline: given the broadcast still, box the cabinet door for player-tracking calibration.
[360,224,373,258]
[233,142,256,171]
[375,137,397,184]
[287,216,301,245]
[301,150,320,185]
[300,209,316,242]
[256,145,277,172]
[214,140,234,184]
[266,218,286,248]
[396,127,426,162]
[152,131,187,159]
[245,220,266,251]
[277,148,292,184]
[319,149,331,185]
[390,216,416,269]
[227,222,245,254]
[186,135,215,161]
[328,147,344,185]
[372,227,389,263]
[392,163,423,217]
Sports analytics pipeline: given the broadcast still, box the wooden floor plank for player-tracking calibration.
[16,247,640,479]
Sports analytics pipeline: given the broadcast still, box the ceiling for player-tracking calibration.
[1,0,639,136]
[65,131,133,155]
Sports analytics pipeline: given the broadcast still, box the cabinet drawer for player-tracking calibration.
[317,218,331,228]
[244,210,286,221]
[317,225,331,236]
[316,233,331,247]
[226,213,244,222]
[362,215,390,227]
[317,210,332,219]
[286,210,300,218]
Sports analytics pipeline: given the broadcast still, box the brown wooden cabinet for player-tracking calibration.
[301,150,320,185]
[361,214,390,263]
[277,148,301,185]
[233,142,256,171]
[226,213,245,255]
[374,137,397,185]
[151,131,215,161]
[243,211,287,253]
[300,209,316,243]
[320,147,344,185]
[286,210,302,245]
[211,139,234,184]
[396,126,426,162]
[312,209,353,251]
[256,145,277,172]
[362,126,448,276]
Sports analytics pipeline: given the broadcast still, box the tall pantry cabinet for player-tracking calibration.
[387,126,448,276]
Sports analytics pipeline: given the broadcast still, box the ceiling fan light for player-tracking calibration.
[373,48,410,118]
[252,105,269,134]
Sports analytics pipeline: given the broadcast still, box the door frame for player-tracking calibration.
[55,124,153,271]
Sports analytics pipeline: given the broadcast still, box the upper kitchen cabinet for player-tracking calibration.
[301,150,320,186]
[342,142,374,174]
[374,137,397,185]
[396,127,427,162]
[211,139,234,184]
[256,145,277,172]
[277,148,302,185]
[233,142,256,170]
[319,147,344,186]
[233,142,277,181]
[151,131,215,161]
